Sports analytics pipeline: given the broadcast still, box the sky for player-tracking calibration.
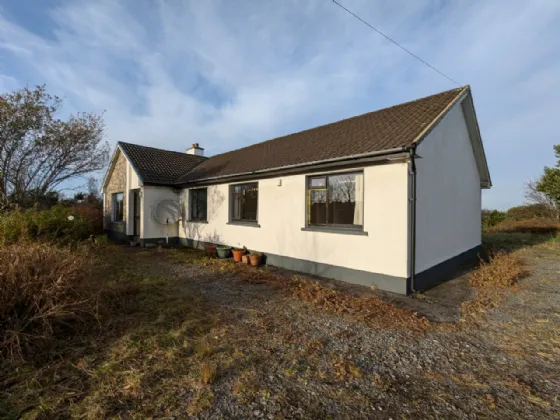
[1,0,559,209]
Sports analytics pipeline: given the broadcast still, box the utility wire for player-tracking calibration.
[331,0,460,87]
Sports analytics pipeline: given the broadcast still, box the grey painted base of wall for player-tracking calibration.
[140,237,180,247]
[410,245,482,294]
[179,238,207,250]
[264,253,409,294]
[145,237,482,296]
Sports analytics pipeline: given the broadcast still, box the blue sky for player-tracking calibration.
[1,0,559,209]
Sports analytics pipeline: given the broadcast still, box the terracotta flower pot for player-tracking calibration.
[249,253,262,266]
[232,249,245,262]
[204,244,217,257]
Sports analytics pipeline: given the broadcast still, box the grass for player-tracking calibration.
[0,242,100,363]
[487,218,560,234]
[483,231,560,252]
[463,230,560,322]
[0,246,220,418]
[2,230,558,418]
[0,244,434,418]
[462,252,526,321]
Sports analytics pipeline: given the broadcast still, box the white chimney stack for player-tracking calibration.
[186,143,204,157]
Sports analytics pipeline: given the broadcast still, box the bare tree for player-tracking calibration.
[524,179,559,219]
[0,85,109,209]
[86,176,101,201]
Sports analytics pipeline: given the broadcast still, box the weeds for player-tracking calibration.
[185,254,430,332]
[199,362,217,385]
[462,252,526,321]
[0,242,97,362]
[487,218,560,234]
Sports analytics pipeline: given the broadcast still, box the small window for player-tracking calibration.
[230,182,258,222]
[112,192,124,222]
[307,172,363,228]
[190,188,207,221]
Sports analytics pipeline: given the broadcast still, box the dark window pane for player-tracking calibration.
[190,189,207,220]
[113,192,124,222]
[231,183,258,222]
[327,174,362,226]
[242,186,258,221]
[309,189,327,225]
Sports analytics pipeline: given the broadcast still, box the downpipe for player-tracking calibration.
[408,146,417,294]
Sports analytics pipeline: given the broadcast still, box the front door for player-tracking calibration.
[133,190,140,237]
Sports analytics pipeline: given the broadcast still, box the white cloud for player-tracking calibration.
[1,0,559,208]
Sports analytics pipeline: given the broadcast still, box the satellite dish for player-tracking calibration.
[153,199,180,225]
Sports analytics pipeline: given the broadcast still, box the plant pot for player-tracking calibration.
[216,246,232,259]
[241,255,250,265]
[204,244,217,257]
[232,249,245,262]
[249,253,262,266]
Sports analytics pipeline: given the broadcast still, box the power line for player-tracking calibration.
[330,0,460,87]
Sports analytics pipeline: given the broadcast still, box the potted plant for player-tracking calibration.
[204,243,217,257]
[216,245,232,259]
[249,251,262,266]
[232,247,245,262]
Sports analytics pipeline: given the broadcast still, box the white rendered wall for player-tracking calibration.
[142,186,180,240]
[414,101,482,273]
[179,163,410,279]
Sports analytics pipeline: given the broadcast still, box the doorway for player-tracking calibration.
[133,190,140,237]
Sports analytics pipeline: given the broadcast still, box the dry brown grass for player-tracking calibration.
[487,218,560,234]
[0,242,97,362]
[290,278,430,332]
[189,255,430,332]
[199,362,217,384]
[462,252,526,320]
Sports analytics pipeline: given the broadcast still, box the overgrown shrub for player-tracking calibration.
[0,205,94,245]
[482,210,507,229]
[74,202,104,235]
[487,218,560,234]
[506,204,555,221]
[0,243,95,361]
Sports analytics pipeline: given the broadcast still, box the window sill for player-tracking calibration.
[301,226,368,236]
[187,220,208,224]
[227,221,261,228]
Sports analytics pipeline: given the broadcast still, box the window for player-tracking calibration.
[189,188,207,221]
[112,192,124,222]
[307,172,364,228]
[230,182,258,222]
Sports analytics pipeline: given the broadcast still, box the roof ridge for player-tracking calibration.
[201,86,467,161]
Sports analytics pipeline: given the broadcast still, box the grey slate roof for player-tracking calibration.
[118,142,207,185]
[117,86,468,185]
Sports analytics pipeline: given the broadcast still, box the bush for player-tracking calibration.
[487,218,560,234]
[74,202,104,235]
[0,243,95,361]
[0,205,94,245]
[482,210,507,229]
[506,204,555,221]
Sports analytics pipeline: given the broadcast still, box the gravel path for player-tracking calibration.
[135,244,559,420]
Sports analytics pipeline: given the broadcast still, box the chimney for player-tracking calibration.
[186,143,204,157]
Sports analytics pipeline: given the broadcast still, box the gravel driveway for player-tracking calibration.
[146,242,560,419]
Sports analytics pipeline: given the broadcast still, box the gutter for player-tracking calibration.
[408,145,417,294]
[179,146,409,185]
